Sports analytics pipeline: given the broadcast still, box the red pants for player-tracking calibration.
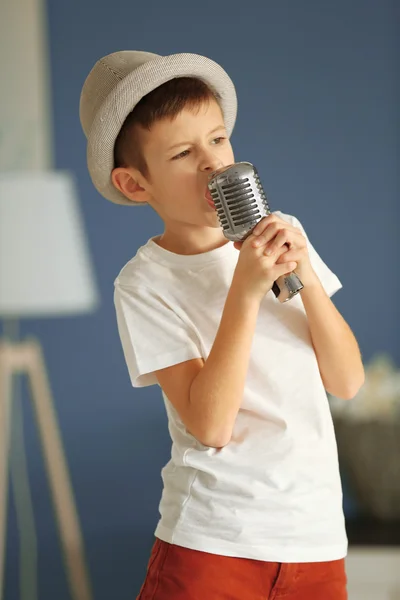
[137,538,348,599]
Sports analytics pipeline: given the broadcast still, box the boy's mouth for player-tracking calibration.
[205,187,216,209]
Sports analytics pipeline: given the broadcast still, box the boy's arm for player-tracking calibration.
[188,282,261,448]
[300,274,365,400]
[156,282,261,449]
[249,213,365,400]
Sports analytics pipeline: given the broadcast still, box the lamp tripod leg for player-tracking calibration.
[24,339,93,600]
[0,345,13,600]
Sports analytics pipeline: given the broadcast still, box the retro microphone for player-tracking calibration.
[208,161,304,303]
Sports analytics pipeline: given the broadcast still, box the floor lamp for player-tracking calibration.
[0,171,98,600]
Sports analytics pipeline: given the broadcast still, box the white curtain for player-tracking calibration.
[0,0,52,170]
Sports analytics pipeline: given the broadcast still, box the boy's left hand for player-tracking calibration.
[233,214,318,285]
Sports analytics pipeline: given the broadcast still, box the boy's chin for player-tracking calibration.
[205,212,222,227]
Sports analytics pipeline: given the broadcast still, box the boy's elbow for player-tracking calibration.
[196,424,232,449]
[204,436,231,449]
[343,378,365,401]
[345,369,366,400]
[328,373,366,401]
[187,402,234,448]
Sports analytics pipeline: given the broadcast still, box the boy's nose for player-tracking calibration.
[200,155,224,174]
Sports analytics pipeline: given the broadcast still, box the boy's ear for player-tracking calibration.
[111,167,150,204]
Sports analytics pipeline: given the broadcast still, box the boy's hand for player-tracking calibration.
[233,214,317,285]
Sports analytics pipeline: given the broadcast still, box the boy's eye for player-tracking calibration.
[172,149,190,160]
[171,137,226,161]
[212,137,226,145]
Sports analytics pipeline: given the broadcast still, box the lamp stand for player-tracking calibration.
[0,338,92,600]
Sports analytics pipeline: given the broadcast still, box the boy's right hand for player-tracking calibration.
[232,233,297,302]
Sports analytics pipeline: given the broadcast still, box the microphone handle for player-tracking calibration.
[272,271,304,303]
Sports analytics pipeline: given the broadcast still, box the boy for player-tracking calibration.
[80,50,364,599]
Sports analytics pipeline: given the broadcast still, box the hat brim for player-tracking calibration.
[86,53,237,206]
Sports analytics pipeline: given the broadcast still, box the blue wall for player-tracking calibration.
[5,1,399,598]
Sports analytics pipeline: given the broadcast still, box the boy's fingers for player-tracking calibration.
[266,244,288,258]
[252,214,275,236]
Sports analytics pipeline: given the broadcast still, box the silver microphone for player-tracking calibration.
[208,161,304,303]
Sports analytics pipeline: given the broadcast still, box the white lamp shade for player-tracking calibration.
[0,171,99,317]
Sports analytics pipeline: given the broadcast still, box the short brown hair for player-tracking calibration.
[113,77,222,180]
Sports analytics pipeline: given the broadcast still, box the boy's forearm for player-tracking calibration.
[189,282,260,448]
[300,275,365,399]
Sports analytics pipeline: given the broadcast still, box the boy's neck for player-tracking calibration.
[153,231,230,256]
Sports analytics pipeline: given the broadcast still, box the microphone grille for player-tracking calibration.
[208,162,271,242]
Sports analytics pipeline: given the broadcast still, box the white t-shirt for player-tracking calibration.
[114,211,347,563]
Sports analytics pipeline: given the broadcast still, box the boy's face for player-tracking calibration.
[112,98,235,253]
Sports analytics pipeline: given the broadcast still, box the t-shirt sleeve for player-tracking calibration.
[113,281,203,388]
[278,212,343,297]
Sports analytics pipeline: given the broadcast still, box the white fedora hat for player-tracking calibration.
[79,51,238,206]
